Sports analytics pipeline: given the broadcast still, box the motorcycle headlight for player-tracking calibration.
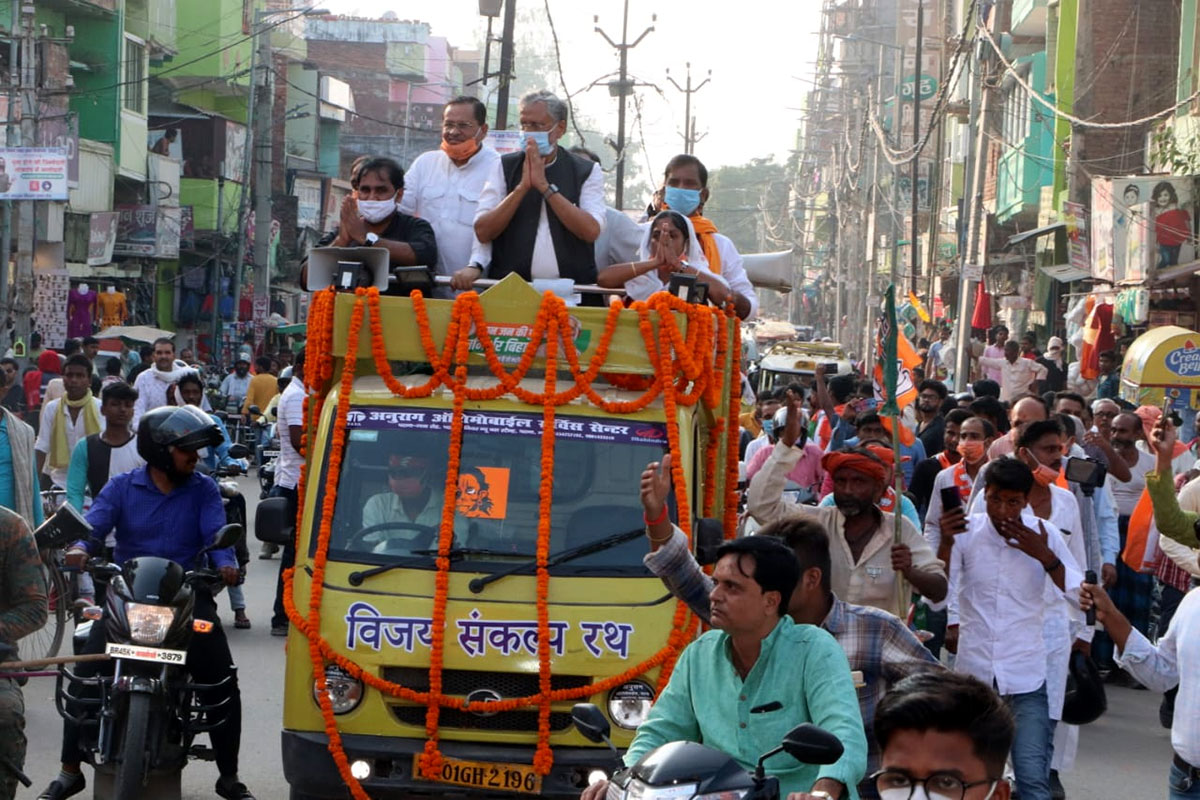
[694,792,748,800]
[313,664,363,715]
[608,681,655,730]
[126,603,176,645]
[626,780,698,800]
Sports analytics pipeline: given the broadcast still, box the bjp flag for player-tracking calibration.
[874,286,922,446]
[1079,296,1100,380]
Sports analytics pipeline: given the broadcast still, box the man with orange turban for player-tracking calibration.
[747,397,946,618]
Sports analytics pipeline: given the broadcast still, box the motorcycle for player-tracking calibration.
[248,404,279,499]
[570,703,844,800]
[197,443,251,573]
[55,519,244,799]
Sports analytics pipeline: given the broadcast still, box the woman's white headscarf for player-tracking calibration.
[626,211,728,302]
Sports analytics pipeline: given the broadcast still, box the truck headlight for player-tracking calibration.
[126,603,175,645]
[608,681,654,730]
[313,664,363,715]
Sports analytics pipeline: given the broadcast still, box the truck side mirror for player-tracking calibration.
[255,496,295,545]
[695,518,725,566]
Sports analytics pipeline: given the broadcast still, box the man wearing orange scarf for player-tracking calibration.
[651,154,758,321]
[399,96,500,296]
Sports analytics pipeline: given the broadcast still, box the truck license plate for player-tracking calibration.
[411,754,542,794]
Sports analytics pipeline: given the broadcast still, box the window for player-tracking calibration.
[1002,87,1029,147]
[123,37,145,114]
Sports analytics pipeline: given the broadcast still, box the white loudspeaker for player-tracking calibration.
[305,247,391,292]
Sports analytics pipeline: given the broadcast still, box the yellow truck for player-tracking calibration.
[256,275,740,800]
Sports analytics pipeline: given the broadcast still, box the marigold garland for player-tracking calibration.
[283,286,738,795]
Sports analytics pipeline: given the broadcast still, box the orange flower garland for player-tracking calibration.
[284,287,738,796]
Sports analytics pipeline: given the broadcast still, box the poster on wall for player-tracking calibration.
[32,264,70,349]
[1091,175,1196,283]
[0,147,69,200]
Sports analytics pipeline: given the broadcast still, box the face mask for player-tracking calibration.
[357,198,396,224]
[761,418,775,438]
[441,134,481,161]
[664,186,702,216]
[1032,461,1061,487]
[521,130,553,156]
[955,439,986,462]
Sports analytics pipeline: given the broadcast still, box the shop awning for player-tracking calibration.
[1039,263,1091,282]
[1006,222,1066,248]
[1152,258,1200,285]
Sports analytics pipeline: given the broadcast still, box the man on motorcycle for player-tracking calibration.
[0,507,48,800]
[583,534,867,800]
[37,406,256,800]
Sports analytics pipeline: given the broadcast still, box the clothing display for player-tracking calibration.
[67,285,98,338]
[98,289,128,328]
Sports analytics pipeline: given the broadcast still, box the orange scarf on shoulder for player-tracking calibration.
[689,214,722,274]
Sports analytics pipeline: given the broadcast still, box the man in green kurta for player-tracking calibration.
[581,531,867,800]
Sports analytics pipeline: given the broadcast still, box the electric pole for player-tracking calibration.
[12,2,36,340]
[594,1,654,210]
[495,0,517,129]
[253,27,272,318]
[909,0,923,295]
[666,63,710,155]
[230,34,259,366]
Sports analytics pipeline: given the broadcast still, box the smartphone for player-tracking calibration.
[1065,456,1107,489]
[939,485,963,511]
[1084,570,1097,625]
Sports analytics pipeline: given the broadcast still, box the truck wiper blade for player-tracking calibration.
[467,527,645,594]
[348,548,534,586]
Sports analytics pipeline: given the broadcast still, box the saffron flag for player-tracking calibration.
[875,285,922,445]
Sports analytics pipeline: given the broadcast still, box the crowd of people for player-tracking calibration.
[0,333,302,800]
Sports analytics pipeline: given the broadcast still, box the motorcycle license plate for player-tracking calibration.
[411,754,542,794]
[105,642,187,664]
[262,450,279,459]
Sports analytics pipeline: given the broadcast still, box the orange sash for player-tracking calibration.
[936,451,953,470]
[880,486,897,513]
[951,462,974,501]
[689,215,722,274]
[1122,488,1160,573]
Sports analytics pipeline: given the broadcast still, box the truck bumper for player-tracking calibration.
[281,729,619,799]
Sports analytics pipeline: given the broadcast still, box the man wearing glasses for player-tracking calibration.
[871,671,1014,800]
[452,90,606,300]
[400,96,501,297]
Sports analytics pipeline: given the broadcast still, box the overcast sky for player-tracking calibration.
[322,0,822,172]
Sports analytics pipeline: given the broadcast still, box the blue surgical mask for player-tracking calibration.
[761,418,775,438]
[521,130,553,156]
[664,186,702,216]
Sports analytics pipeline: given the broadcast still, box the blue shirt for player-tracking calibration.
[81,466,234,569]
[0,417,43,527]
[202,414,243,473]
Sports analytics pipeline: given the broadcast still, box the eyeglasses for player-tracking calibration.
[442,121,478,133]
[872,769,999,800]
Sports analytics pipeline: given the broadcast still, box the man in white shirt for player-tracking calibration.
[399,96,502,296]
[647,154,758,320]
[1082,576,1200,800]
[453,90,606,300]
[132,337,190,423]
[568,146,644,271]
[977,340,1047,401]
[35,355,104,489]
[269,349,306,636]
[218,359,252,413]
[944,457,1082,800]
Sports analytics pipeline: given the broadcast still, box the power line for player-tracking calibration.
[981,22,1200,129]
[542,0,587,145]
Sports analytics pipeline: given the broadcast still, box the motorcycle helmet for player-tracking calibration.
[137,405,224,471]
[1061,649,1107,725]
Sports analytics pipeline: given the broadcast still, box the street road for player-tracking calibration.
[13,474,1184,798]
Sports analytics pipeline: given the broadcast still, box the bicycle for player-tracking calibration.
[17,488,75,661]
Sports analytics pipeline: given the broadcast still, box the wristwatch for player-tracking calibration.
[542,183,560,200]
[365,232,380,245]
[809,792,835,800]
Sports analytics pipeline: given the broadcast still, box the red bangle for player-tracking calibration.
[643,505,669,526]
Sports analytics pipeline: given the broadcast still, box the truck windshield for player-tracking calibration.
[313,407,669,574]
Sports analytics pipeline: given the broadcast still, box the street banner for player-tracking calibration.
[87,212,119,266]
[0,147,69,200]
